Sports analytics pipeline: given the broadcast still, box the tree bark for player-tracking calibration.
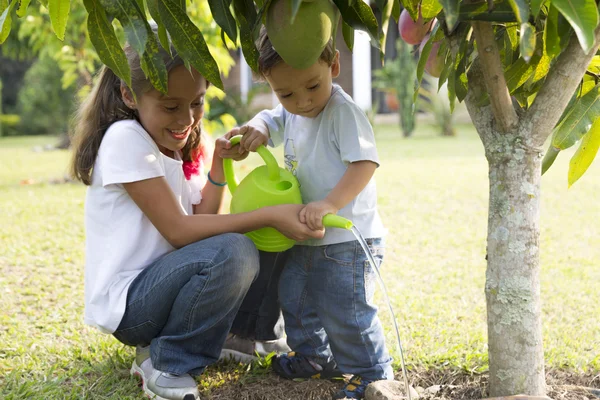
[484,135,545,397]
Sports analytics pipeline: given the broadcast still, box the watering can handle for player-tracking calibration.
[223,135,280,194]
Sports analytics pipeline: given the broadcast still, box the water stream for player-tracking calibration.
[351,226,411,400]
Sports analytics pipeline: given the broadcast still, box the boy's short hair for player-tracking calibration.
[256,26,336,77]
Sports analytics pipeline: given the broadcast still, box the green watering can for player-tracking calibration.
[223,135,352,252]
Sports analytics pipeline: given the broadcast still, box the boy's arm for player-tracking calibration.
[300,160,377,230]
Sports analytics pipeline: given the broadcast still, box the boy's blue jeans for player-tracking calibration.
[113,233,259,376]
[279,238,394,381]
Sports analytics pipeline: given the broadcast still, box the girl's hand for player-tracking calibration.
[270,204,325,241]
[216,128,249,161]
[300,200,339,230]
[238,125,269,153]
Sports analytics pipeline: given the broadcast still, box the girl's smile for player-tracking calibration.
[122,65,207,158]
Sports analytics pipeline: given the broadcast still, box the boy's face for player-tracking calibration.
[122,65,206,158]
[266,51,340,118]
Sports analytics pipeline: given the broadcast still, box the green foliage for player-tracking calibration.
[206,84,270,126]
[0,113,20,135]
[16,55,77,135]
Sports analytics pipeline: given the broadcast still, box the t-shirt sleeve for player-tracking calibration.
[331,103,380,166]
[97,122,165,187]
[251,104,287,147]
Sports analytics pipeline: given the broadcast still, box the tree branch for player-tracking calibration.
[472,21,519,132]
[526,27,600,145]
[464,59,495,146]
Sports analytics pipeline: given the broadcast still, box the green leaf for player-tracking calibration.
[415,24,442,101]
[439,0,460,31]
[568,117,600,186]
[342,20,354,51]
[551,0,599,54]
[504,53,541,93]
[454,28,470,102]
[99,0,148,56]
[519,22,535,62]
[391,0,400,22]
[145,0,171,53]
[207,0,237,43]
[0,0,17,44]
[141,34,168,94]
[402,0,420,21]
[158,0,224,90]
[84,0,132,88]
[552,84,600,150]
[233,0,258,72]
[531,0,544,18]
[378,0,394,62]
[332,0,379,43]
[543,5,560,57]
[16,0,32,17]
[420,0,443,20]
[502,24,518,65]
[506,0,528,24]
[48,0,70,40]
[541,145,560,174]
[453,1,516,22]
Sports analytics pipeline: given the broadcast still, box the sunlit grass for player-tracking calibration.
[1,124,598,399]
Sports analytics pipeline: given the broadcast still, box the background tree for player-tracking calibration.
[2,0,599,397]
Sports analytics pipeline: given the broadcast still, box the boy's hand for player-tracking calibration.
[238,125,269,153]
[300,200,339,230]
[216,128,249,161]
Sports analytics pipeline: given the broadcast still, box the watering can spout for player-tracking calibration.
[323,214,353,230]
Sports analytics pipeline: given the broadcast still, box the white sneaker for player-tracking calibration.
[219,335,291,363]
[130,345,200,400]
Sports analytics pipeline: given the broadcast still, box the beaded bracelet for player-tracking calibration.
[207,171,227,186]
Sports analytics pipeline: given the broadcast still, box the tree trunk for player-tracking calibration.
[484,131,546,397]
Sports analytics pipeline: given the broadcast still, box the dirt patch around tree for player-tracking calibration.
[199,366,600,400]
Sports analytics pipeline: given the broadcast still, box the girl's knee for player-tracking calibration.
[220,233,260,285]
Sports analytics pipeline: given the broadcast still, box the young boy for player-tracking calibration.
[236,28,393,399]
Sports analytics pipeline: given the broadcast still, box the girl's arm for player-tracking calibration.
[193,151,226,215]
[300,160,378,230]
[124,177,323,249]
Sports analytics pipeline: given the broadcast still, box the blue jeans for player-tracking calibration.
[230,250,288,341]
[113,233,259,376]
[279,238,394,381]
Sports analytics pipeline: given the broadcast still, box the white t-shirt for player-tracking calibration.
[251,85,386,246]
[84,120,196,333]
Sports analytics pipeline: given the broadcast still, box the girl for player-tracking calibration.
[70,28,323,400]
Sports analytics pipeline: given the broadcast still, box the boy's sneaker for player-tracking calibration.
[130,345,200,400]
[219,334,290,363]
[272,351,344,379]
[332,375,374,399]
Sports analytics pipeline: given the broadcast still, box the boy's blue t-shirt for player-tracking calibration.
[252,85,387,246]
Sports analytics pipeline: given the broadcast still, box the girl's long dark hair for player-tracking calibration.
[70,27,206,185]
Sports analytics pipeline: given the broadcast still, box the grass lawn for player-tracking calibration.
[1,124,599,399]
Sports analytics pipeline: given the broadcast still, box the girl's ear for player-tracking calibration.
[120,83,136,109]
[331,50,341,79]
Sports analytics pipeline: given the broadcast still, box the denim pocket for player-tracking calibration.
[322,241,357,266]
[113,319,160,346]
